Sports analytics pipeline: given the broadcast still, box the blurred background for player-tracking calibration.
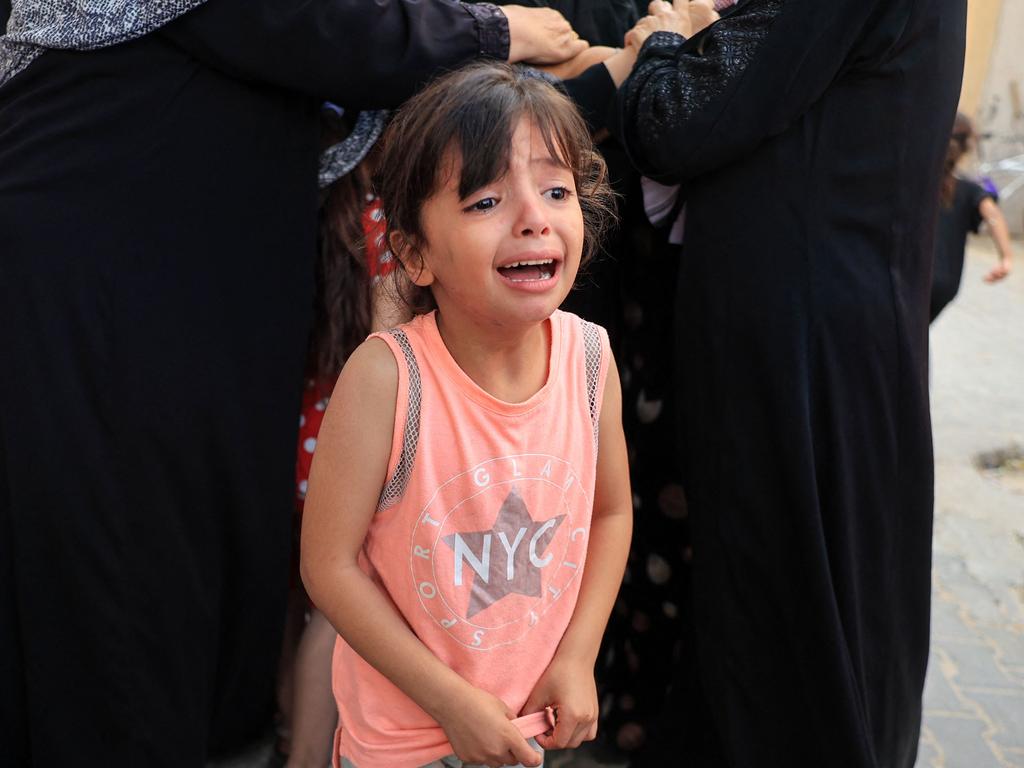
[960,0,1023,234]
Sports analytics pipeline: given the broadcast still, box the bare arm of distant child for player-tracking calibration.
[301,339,542,767]
[979,197,1014,283]
[521,357,632,750]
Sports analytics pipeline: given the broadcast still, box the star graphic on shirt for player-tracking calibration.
[443,487,564,619]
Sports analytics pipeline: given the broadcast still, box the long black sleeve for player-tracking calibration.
[616,0,895,183]
[160,0,509,108]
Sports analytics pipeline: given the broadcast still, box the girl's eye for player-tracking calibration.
[465,197,497,212]
[545,186,572,201]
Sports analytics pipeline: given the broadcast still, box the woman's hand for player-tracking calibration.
[686,0,720,35]
[625,1,691,52]
[504,5,589,65]
[536,45,619,80]
[436,685,543,768]
[520,656,599,751]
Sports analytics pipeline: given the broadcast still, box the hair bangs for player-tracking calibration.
[450,85,579,201]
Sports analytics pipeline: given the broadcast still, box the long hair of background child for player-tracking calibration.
[312,117,376,381]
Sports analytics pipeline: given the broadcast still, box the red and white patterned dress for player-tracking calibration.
[295,197,396,511]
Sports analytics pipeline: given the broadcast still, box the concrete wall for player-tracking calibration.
[964,0,1024,234]
[960,0,1003,119]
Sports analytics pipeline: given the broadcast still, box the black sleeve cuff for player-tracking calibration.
[641,30,687,57]
[462,3,510,61]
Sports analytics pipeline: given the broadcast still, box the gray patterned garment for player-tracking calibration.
[0,0,210,88]
[319,109,390,189]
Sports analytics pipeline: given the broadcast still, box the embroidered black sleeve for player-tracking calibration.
[623,0,784,162]
[462,2,510,61]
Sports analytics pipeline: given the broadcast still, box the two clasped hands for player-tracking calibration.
[520,0,721,87]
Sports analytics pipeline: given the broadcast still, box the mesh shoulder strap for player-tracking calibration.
[377,328,422,511]
[580,319,604,446]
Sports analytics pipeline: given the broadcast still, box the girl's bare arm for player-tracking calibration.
[979,197,1013,283]
[554,358,632,667]
[521,357,633,749]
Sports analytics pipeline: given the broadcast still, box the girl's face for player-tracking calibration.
[408,118,585,331]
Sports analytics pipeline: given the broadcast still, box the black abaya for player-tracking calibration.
[616,1,966,766]
[0,2,507,765]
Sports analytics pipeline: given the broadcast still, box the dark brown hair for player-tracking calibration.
[310,112,375,382]
[374,62,616,313]
[941,112,975,209]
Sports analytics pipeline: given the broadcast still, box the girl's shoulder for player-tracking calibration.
[341,335,400,398]
[550,309,610,355]
[551,307,606,330]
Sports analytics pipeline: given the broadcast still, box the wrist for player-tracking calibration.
[551,636,600,670]
[423,673,477,724]
[501,5,531,63]
[603,47,638,88]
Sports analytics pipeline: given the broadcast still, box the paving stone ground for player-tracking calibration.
[212,237,1023,768]
[915,236,1024,768]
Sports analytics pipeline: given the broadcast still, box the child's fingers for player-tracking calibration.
[564,716,598,749]
[564,724,586,749]
[507,735,543,767]
[545,710,583,749]
[984,266,1008,283]
[533,729,556,751]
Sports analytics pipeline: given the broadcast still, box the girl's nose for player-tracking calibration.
[515,195,551,238]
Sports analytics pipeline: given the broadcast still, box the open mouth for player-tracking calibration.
[496,258,556,282]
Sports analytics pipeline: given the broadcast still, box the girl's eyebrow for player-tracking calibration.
[530,156,570,170]
[455,153,571,201]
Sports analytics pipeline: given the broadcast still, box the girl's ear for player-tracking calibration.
[389,231,435,288]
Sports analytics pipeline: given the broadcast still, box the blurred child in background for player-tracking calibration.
[931,112,1014,322]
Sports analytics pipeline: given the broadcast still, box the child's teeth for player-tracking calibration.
[504,259,553,268]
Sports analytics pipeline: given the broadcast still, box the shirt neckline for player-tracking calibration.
[420,310,562,416]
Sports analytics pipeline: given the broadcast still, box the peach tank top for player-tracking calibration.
[331,309,610,768]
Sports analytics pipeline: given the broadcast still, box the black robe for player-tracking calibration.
[616,1,965,766]
[0,2,509,766]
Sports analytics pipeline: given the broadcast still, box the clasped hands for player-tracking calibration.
[522,0,720,83]
[627,0,720,51]
[437,655,597,768]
